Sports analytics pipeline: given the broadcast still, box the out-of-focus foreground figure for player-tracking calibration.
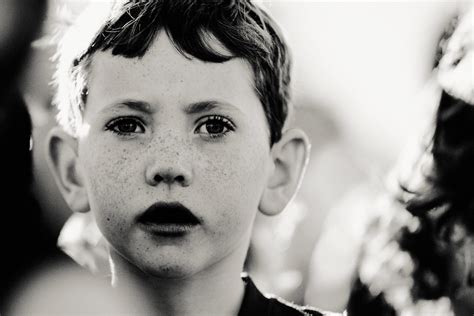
[0,0,50,311]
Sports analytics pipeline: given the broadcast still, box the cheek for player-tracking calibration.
[79,140,140,232]
[197,139,270,232]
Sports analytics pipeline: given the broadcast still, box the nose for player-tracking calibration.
[145,160,193,187]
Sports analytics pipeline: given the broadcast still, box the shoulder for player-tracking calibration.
[266,295,329,315]
[239,274,343,316]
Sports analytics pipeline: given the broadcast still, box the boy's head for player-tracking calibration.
[48,0,308,280]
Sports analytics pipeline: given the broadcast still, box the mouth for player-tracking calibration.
[137,202,200,237]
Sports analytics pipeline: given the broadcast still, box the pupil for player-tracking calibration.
[206,123,224,134]
[120,122,136,133]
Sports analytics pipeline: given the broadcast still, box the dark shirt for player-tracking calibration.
[238,275,330,316]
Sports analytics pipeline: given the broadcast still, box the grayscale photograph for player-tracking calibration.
[1,0,472,315]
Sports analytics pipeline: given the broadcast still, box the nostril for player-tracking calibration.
[153,174,185,184]
[147,168,191,187]
[153,174,164,183]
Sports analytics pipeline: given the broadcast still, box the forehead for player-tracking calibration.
[86,32,264,118]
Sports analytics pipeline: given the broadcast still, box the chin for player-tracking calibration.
[141,261,198,280]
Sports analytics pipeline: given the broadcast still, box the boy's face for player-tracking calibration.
[76,33,273,278]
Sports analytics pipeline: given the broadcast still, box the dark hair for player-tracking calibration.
[54,0,291,145]
[400,7,474,298]
[408,92,474,212]
[397,91,474,300]
[347,91,474,314]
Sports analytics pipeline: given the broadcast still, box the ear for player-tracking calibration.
[46,127,90,213]
[259,128,310,216]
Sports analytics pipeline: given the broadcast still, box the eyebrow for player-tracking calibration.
[106,99,238,115]
[184,101,222,115]
[107,100,153,114]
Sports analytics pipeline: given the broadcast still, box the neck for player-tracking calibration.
[110,240,249,316]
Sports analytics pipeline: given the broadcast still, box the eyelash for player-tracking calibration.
[195,115,236,139]
[105,116,145,136]
[104,115,235,139]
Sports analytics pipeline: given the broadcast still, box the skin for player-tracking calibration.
[75,32,274,315]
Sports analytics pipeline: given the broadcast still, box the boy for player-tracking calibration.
[47,1,329,315]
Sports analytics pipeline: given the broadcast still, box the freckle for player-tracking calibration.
[107,217,110,221]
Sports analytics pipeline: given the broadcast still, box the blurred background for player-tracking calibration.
[9,0,470,313]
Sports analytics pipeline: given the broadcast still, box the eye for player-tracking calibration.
[195,115,236,139]
[105,117,145,136]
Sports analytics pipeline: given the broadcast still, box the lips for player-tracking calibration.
[137,202,200,236]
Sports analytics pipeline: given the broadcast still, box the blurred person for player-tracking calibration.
[346,6,474,315]
[305,4,473,314]
[0,90,61,313]
[0,0,52,311]
[45,1,340,315]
